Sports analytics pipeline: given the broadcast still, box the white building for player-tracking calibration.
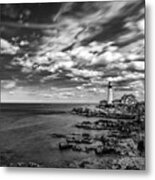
[107,81,113,104]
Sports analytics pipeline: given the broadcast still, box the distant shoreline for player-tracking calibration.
[0,102,98,105]
[0,103,97,115]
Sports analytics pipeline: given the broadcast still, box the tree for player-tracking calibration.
[121,94,137,106]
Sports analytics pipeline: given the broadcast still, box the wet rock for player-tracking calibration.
[75,121,93,129]
[17,162,26,167]
[116,138,137,156]
[16,161,41,167]
[50,133,66,138]
[111,157,145,170]
[94,146,104,155]
[107,130,120,138]
[75,119,122,131]
[59,142,72,150]
[137,140,145,155]
[72,145,83,152]
[58,105,145,169]
[66,133,93,144]
[95,146,116,155]
[81,138,93,144]
[28,162,41,167]
[79,160,90,168]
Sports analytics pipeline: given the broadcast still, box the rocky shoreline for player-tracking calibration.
[50,114,145,169]
[0,100,145,169]
[0,115,145,169]
[72,106,136,119]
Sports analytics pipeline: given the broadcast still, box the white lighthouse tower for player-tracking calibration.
[107,81,113,104]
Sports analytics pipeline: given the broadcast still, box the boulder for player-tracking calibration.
[59,142,72,150]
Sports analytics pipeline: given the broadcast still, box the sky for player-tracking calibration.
[0,0,145,103]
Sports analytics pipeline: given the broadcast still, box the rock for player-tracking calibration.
[81,138,93,144]
[28,162,40,167]
[110,157,145,170]
[16,161,41,167]
[72,145,82,152]
[75,119,121,131]
[117,138,137,156]
[79,160,90,168]
[95,146,104,155]
[65,133,94,146]
[137,140,145,155]
[59,142,72,150]
[50,133,66,138]
[17,162,26,167]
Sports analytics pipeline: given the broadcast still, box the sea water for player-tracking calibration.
[0,103,103,167]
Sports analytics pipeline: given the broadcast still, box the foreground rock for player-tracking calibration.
[57,132,144,158]
[75,118,144,133]
[68,157,145,170]
[56,114,145,169]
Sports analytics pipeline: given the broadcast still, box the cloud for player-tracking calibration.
[115,87,134,92]
[92,49,124,66]
[76,86,84,90]
[59,91,75,97]
[19,40,29,46]
[128,61,144,71]
[129,80,144,90]
[137,19,144,33]
[41,93,55,98]
[0,38,19,55]
[1,80,16,89]
[49,60,74,73]
[107,71,144,83]
[40,74,59,83]
[70,46,94,63]
[69,68,103,78]
[0,1,145,102]
[8,91,15,95]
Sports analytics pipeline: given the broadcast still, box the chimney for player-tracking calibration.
[107,81,113,104]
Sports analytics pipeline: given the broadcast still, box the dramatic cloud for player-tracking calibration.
[0,38,19,55]
[0,0,145,102]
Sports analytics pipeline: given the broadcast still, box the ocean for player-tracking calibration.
[0,103,104,168]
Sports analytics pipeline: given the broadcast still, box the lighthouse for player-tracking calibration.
[107,81,113,104]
